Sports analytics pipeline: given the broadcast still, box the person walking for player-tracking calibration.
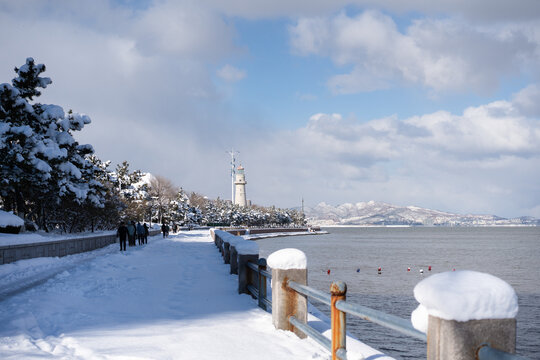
[161,223,167,238]
[143,223,149,244]
[136,222,145,245]
[127,221,136,246]
[117,221,128,251]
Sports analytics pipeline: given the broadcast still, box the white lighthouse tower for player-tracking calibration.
[234,165,248,207]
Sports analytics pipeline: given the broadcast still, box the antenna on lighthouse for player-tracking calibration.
[226,149,239,203]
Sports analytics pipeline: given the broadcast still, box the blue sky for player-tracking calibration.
[1,0,539,217]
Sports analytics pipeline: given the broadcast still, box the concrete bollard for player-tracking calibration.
[427,316,516,360]
[223,242,230,264]
[229,245,238,274]
[236,240,260,295]
[267,248,308,339]
[411,270,519,360]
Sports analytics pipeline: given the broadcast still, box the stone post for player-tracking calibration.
[427,317,516,360]
[268,249,308,339]
[223,242,230,264]
[229,245,238,274]
[412,270,519,360]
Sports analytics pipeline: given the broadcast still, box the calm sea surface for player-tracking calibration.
[256,227,540,359]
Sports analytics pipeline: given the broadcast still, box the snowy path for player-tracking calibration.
[0,230,330,359]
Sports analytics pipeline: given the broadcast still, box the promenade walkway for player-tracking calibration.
[0,230,330,359]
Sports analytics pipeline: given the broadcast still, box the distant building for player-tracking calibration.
[234,165,247,207]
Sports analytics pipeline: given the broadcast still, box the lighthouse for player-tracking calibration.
[234,165,248,207]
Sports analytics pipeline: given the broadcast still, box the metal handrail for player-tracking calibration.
[246,261,258,272]
[289,280,426,342]
[259,268,272,278]
[247,284,258,298]
[289,316,331,352]
[477,344,529,360]
[335,300,426,341]
[289,316,348,360]
[288,280,331,305]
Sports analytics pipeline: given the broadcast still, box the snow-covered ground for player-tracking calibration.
[0,230,391,359]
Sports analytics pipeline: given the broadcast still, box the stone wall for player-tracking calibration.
[0,230,161,265]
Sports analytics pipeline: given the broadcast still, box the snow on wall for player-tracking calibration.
[214,230,258,255]
[267,248,307,270]
[235,240,259,255]
[214,230,242,245]
[0,210,24,227]
[411,270,518,333]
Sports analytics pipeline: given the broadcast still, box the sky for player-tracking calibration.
[1,0,540,218]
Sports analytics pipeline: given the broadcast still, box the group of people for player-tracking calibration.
[117,221,149,251]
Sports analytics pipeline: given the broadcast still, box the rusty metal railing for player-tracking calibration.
[287,279,426,360]
[239,257,527,360]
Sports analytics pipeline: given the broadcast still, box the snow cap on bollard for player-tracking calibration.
[267,248,307,270]
[411,270,518,333]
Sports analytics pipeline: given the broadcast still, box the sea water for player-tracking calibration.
[256,226,540,359]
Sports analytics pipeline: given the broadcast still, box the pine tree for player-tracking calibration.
[1,58,110,231]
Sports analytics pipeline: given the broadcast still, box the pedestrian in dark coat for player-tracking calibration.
[143,223,149,244]
[161,223,167,238]
[127,221,136,246]
[117,222,128,251]
[136,222,145,245]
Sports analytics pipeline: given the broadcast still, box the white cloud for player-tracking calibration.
[236,86,540,217]
[217,64,247,82]
[201,0,540,22]
[289,11,540,94]
[512,84,540,117]
[1,1,539,218]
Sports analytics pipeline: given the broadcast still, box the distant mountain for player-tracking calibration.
[304,201,539,226]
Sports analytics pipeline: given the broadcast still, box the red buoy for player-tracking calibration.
[452,268,456,271]
[428,266,432,271]
[327,269,331,275]
[407,267,411,272]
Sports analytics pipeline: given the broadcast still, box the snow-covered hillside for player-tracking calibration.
[305,201,539,226]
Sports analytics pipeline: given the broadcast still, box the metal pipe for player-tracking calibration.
[258,258,268,311]
[331,282,347,360]
[247,284,258,299]
[288,280,331,305]
[262,297,272,310]
[246,261,258,272]
[335,300,427,342]
[259,268,272,278]
[477,344,529,360]
[289,316,331,353]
